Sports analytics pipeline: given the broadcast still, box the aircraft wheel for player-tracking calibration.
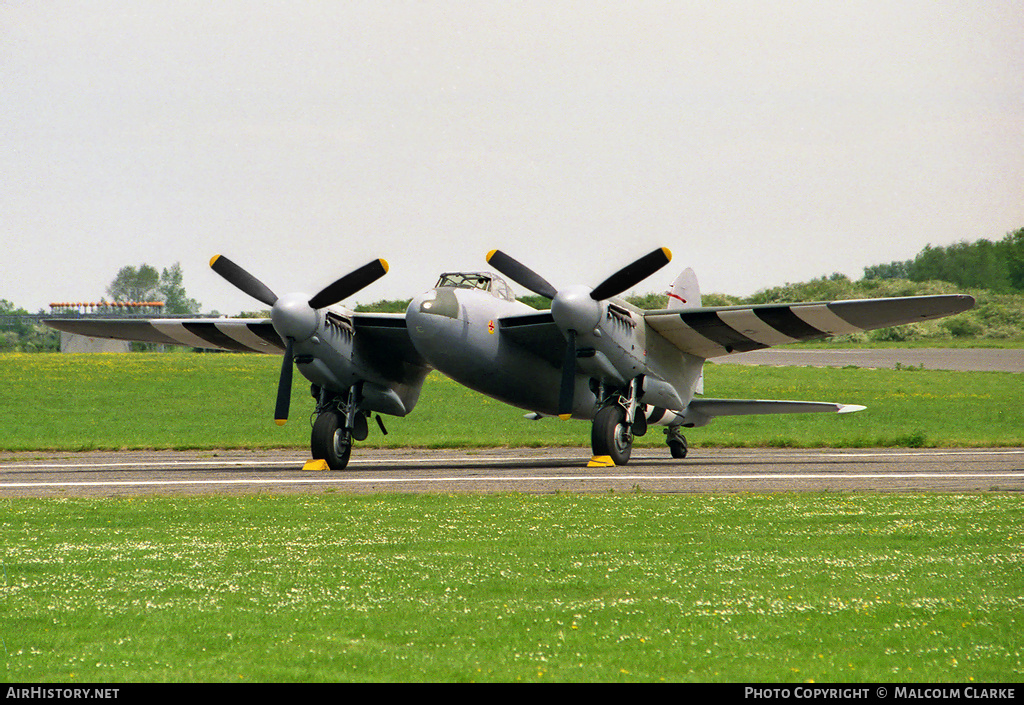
[591,405,632,466]
[666,427,688,459]
[668,437,688,459]
[311,411,352,470]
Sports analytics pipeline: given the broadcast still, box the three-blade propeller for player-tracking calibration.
[209,254,388,425]
[485,247,672,417]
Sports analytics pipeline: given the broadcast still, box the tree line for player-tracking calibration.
[5,233,1024,351]
[863,228,1024,293]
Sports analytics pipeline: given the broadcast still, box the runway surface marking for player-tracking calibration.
[4,448,1023,493]
[6,473,1024,491]
[7,448,1024,471]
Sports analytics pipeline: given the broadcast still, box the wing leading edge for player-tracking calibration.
[645,294,975,359]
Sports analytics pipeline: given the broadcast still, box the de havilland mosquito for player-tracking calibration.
[46,249,975,469]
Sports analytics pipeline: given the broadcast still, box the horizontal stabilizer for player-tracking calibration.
[687,399,866,417]
[661,398,865,429]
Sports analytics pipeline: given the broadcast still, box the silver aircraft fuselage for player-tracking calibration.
[404,280,702,420]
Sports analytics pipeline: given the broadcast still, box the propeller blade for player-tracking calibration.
[486,250,559,300]
[308,258,389,309]
[274,338,294,426]
[589,247,673,301]
[558,330,577,419]
[209,255,279,307]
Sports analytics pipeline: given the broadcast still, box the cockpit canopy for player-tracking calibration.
[434,272,516,302]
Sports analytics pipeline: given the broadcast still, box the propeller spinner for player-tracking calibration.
[209,254,389,425]
[485,247,672,417]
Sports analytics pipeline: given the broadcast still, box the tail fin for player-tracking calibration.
[666,267,703,394]
[667,267,700,310]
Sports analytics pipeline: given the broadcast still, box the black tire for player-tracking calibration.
[667,428,688,459]
[311,411,352,470]
[591,405,632,466]
[669,438,688,459]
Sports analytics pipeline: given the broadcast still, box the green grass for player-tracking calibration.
[1,352,1022,452]
[3,493,1022,682]
[4,354,1022,683]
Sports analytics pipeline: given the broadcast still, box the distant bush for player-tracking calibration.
[354,299,413,313]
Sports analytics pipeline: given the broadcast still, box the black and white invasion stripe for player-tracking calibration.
[645,295,974,359]
[44,318,286,353]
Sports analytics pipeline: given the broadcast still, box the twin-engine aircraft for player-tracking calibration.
[46,249,975,469]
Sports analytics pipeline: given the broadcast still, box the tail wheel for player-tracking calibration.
[591,404,633,466]
[666,427,688,459]
[311,410,352,470]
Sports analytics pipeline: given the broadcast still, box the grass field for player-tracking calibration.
[3,352,1022,683]
[1,352,1023,451]
[3,493,1022,682]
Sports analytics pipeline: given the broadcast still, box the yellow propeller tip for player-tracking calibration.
[486,249,498,262]
[558,413,572,421]
[661,247,673,261]
[379,258,389,273]
[209,254,221,268]
[275,419,287,427]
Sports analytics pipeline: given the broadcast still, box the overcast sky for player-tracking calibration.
[4,1,1023,314]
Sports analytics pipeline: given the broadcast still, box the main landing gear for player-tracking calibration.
[589,377,640,466]
[311,410,352,470]
[591,404,633,466]
[310,384,386,471]
[589,378,689,464]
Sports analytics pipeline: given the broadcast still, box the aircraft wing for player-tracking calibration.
[44,317,286,353]
[350,313,429,369]
[493,311,567,367]
[644,294,975,359]
[44,312,427,365]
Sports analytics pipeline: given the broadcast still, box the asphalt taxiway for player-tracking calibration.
[716,347,1024,372]
[2,447,1022,497]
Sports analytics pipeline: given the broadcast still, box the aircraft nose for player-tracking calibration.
[407,289,467,358]
[271,292,319,342]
